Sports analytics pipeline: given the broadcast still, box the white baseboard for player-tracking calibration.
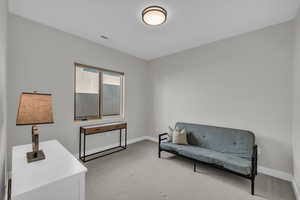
[257,166,300,199]
[144,136,158,143]
[293,179,300,200]
[257,166,293,182]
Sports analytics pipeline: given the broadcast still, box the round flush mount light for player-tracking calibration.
[142,6,167,26]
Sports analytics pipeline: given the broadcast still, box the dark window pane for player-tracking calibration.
[102,72,121,116]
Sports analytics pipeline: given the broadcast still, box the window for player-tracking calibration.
[74,63,124,121]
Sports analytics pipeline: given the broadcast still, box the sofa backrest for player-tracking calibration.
[175,122,255,160]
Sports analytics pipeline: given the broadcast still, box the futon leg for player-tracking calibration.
[251,177,255,195]
[194,162,196,172]
[158,149,161,158]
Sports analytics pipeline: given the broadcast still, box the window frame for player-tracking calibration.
[74,62,125,122]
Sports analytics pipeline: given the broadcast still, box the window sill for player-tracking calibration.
[74,116,125,126]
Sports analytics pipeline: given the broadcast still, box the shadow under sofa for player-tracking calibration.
[158,122,258,195]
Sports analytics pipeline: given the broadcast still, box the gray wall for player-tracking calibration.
[148,22,294,173]
[292,7,300,194]
[7,14,150,169]
[0,0,7,198]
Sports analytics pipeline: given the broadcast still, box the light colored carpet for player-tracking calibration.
[85,141,295,200]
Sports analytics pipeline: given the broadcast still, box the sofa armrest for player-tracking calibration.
[252,145,258,176]
[159,133,168,144]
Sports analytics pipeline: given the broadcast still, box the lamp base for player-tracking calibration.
[26,150,45,163]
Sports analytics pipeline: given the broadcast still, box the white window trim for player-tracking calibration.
[74,63,125,123]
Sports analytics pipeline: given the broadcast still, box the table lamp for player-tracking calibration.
[16,92,54,163]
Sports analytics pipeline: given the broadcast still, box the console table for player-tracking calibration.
[11,140,87,200]
[79,122,127,162]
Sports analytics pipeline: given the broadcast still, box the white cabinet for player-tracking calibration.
[11,140,87,200]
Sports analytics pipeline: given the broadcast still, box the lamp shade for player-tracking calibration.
[16,92,54,125]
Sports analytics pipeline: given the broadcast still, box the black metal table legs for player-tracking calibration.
[79,128,128,163]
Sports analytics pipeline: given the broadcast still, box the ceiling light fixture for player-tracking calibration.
[142,6,167,26]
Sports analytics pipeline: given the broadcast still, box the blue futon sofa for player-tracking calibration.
[158,122,258,195]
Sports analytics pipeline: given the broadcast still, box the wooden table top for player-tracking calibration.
[80,122,127,135]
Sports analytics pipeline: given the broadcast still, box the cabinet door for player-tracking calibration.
[13,174,85,200]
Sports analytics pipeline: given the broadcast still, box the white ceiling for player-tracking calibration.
[9,0,300,60]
